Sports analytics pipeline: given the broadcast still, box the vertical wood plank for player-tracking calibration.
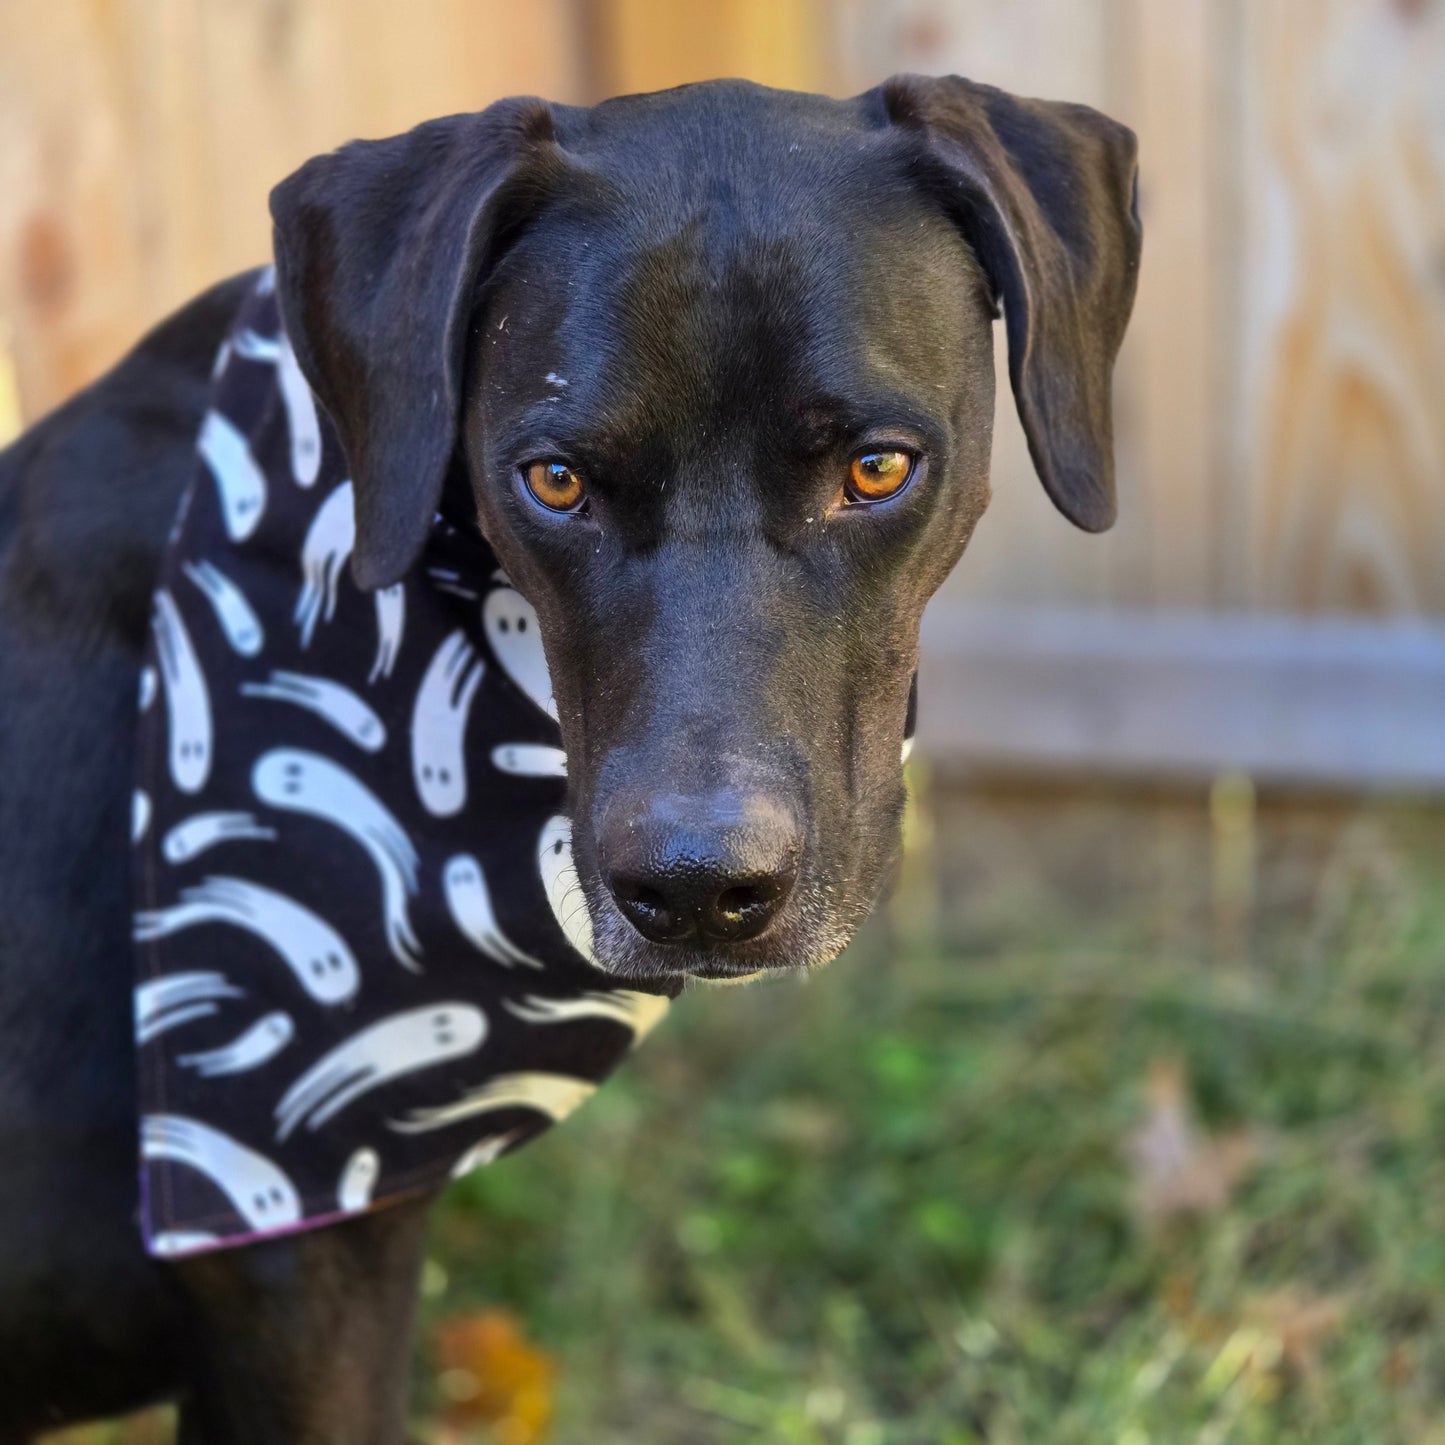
[1232,0,1445,616]
[0,0,148,419]
[0,0,585,423]
[832,0,1129,610]
[6,0,1444,640]
[191,0,586,293]
[589,0,831,98]
[1112,0,1215,607]
[834,0,1112,109]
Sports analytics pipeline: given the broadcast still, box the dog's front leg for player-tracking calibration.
[171,1190,437,1445]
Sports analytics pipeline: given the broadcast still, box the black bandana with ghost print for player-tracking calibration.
[131,270,684,1257]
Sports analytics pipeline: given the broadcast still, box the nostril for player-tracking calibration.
[611,877,694,944]
[704,871,792,942]
[619,881,668,916]
[716,883,768,920]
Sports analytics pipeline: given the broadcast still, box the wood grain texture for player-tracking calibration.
[834,0,1134,610]
[833,0,1445,623]
[588,0,830,97]
[918,602,1445,788]
[0,0,581,426]
[1117,0,1216,609]
[3,0,1442,640]
[1230,0,1445,616]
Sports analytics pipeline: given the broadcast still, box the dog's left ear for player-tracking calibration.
[270,98,560,588]
[880,75,1141,532]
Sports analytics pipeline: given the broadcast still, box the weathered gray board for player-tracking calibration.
[918,605,1445,790]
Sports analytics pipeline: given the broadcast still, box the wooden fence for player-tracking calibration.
[833,0,1445,785]
[3,0,1441,784]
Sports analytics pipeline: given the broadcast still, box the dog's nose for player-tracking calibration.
[600,791,800,946]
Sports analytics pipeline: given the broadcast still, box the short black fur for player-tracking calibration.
[0,76,1138,1438]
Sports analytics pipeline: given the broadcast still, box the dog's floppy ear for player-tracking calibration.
[880,75,1141,532]
[270,97,558,588]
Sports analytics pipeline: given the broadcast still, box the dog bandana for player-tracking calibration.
[131,269,681,1257]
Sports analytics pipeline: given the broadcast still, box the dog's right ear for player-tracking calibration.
[270,98,559,589]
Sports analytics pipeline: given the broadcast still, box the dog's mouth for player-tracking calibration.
[590,928,837,985]
[656,954,771,985]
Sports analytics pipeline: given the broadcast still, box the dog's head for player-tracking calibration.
[271,77,1140,982]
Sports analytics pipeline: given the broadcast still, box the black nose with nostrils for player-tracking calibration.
[599,791,801,945]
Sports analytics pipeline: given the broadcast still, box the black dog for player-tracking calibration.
[0,76,1139,1440]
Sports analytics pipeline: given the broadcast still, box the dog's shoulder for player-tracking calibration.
[0,270,260,642]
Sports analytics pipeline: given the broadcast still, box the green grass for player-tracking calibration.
[50,784,1445,1443]
[413,785,1445,1443]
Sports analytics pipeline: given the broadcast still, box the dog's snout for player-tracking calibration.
[600,791,801,946]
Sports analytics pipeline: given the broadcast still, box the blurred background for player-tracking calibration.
[4,1,1444,1441]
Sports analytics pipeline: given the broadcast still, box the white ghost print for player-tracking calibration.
[450,1130,523,1179]
[426,566,478,602]
[273,1003,487,1141]
[162,811,277,864]
[295,481,356,648]
[182,559,264,657]
[490,743,567,778]
[442,854,543,969]
[483,586,556,720]
[142,1116,300,1230]
[197,410,267,542]
[242,670,386,752]
[391,1071,597,1135]
[134,971,245,1046]
[537,815,601,967]
[504,990,669,1044]
[149,1230,219,1256]
[134,876,359,1006]
[370,584,406,682]
[177,1011,295,1077]
[337,1147,381,1212]
[229,328,321,487]
[152,589,212,794]
[251,749,422,969]
[411,632,484,816]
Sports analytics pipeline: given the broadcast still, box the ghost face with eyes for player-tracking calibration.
[142,1116,300,1231]
[198,411,267,542]
[411,633,484,816]
[482,587,556,721]
[274,1003,487,1140]
[134,877,359,1005]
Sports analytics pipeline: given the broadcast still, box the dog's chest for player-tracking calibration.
[131,271,675,1257]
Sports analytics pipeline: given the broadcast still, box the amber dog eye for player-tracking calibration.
[522,460,585,513]
[846,449,916,504]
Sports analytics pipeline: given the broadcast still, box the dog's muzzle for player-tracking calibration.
[597,788,802,947]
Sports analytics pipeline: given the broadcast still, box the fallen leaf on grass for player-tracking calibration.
[1126,1058,1260,1228]
[432,1309,555,1445]
[1247,1291,1347,1380]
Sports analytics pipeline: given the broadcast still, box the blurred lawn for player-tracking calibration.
[411,775,1445,1443]
[52,776,1445,1444]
